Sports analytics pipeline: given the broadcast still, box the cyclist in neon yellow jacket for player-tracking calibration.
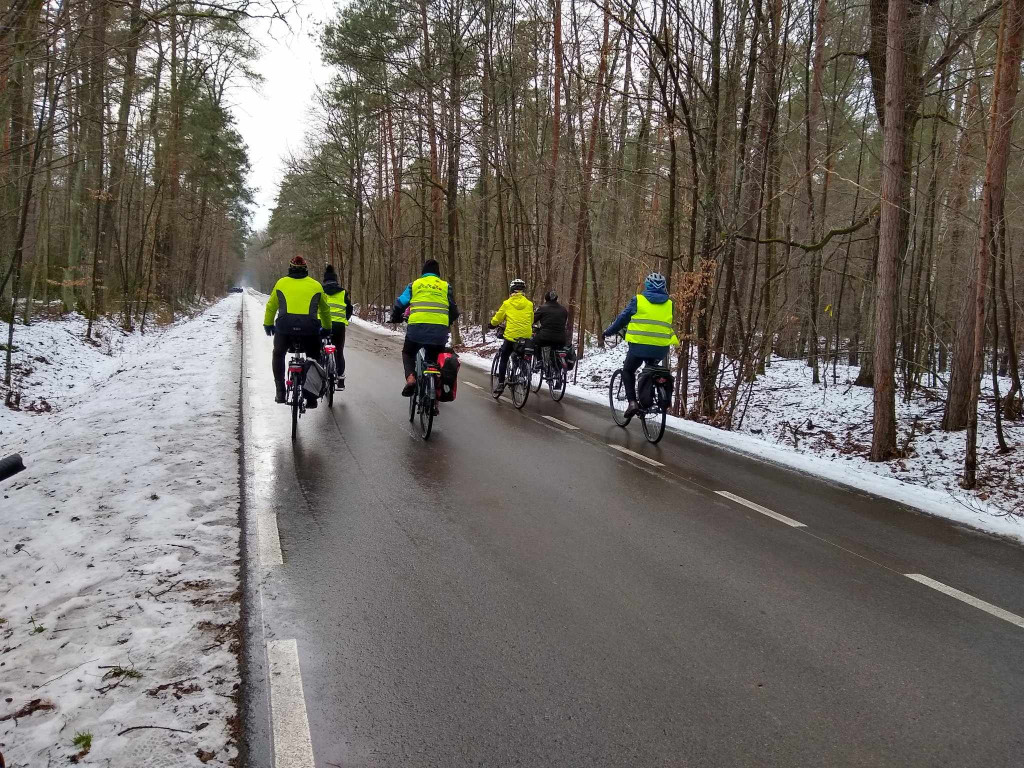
[488,278,535,395]
[263,255,332,405]
[602,272,678,419]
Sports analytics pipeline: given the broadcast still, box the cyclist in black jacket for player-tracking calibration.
[531,291,568,369]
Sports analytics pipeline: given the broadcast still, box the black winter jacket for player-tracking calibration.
[533,299,568,346]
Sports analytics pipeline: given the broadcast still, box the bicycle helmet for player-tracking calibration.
[509,278,526,293]
[644,272,667,292]
[545,290,558,302]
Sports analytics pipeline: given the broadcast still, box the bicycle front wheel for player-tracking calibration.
[641,406,667,444]
[531,354,543,393]
[419,377,435,439]
[609,369,630,427]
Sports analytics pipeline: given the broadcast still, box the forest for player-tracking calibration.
[5,0,1024,494]
[0,0,257,366]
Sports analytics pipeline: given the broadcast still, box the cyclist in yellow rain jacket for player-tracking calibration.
[391,259,461,396]
[264,255,332,405]
[322,264,352,390]
[602,272,678,419]
[488,278,535,395]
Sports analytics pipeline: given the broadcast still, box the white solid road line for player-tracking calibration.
[543,415,579,430]
[715,490,807,528]
[905,574,1024,630]
[267,639,317,768]
[464,381,483,390]
[609,444,664,467]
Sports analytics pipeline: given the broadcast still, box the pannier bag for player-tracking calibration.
[302,358,329,398]
[560,346,577,371]
[437,350,461,402]
[514,339,535,357]
[637,368,673,410]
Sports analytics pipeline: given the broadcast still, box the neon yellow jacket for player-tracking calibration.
[264,275,332,335]
[491,292,535,341]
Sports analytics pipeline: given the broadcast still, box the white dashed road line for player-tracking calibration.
[543,415,579,430]
[905,574,1024,630]
[267,639,317,768]
[609,444,664,467]
[259,506,284,567]
[464,381,483,390]
[715,490,806,528]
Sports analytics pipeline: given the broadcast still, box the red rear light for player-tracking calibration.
[288,366,302,373]
[323,345,336,353]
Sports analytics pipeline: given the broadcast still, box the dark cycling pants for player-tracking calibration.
[531,335,566,370]
[331,323,347,376]
[273,333,321,384]
[622,352,666,402]
[402,339,444,378]
[497,339,521,382]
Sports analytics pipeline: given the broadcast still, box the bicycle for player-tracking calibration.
[532,345,568,401]
[285,344,309,441]
[408,347,442,439]
[490,338,532,410]
[608,357,672,445]
[321,339,337,408]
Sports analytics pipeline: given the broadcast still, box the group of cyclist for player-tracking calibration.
[263,254,676,420]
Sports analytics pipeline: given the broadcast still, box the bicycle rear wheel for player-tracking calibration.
[641,406,667,444]
[490,350,502,398]
[549,362,566,401]
[531,352,543,392]
[609,369,630,426]
[419,377,435,439]
[408,379,416,422]
[290,372,301,440]
[325,357,336,408]
[511,357,530,409]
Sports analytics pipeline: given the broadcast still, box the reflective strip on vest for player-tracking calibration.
[408,277,450,326]
[326,289,348,324]
[625,295,676,346]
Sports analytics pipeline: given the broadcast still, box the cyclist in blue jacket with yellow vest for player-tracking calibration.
[602,272,678,419]
[391,259,460,396]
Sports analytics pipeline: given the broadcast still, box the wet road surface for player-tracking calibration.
[239,295,1024,768]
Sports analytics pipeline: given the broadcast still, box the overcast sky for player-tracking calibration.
[234,1,336,232]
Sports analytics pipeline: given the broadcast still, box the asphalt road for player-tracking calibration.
[239,294,1024,768]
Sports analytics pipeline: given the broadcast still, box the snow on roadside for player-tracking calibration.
[0,296,243,767]
[351,312,1023,543]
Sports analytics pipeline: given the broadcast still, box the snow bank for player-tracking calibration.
[353,314,1023,543]
[0,297,242,766]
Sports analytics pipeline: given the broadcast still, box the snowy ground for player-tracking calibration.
[0,297,242,767]
[352,313,1023,542]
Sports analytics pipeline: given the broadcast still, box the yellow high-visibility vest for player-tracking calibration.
[326,289,348,325]
[625,294,679,346]
[408,276,450,326]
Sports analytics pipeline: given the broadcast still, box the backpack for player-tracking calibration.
[437,350,461,402]
[302,358,328,398]
[637,368,673,410]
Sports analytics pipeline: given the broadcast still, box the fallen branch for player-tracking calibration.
[118,725,191,737]
[0,699,55,722]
